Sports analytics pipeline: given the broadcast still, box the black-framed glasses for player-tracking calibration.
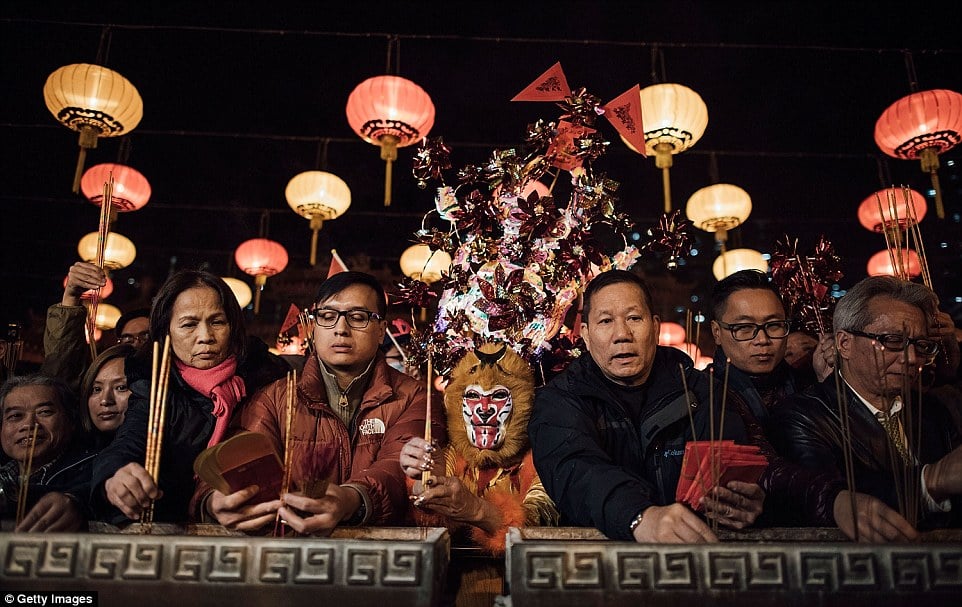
[310,308,383,329]
[118,331,150,346]
[846,329,940,356]
[716,320,791,341]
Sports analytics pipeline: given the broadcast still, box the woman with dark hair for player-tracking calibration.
[91,270,289,524]
[80,345,136,447]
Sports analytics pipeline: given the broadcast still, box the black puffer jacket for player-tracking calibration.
[530,347,752,540]
[769,374,962,529]
[91,337,289,524]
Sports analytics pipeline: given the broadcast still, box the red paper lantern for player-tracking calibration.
[64,275,113,300]
[346,75,435,206]
[234,238,289,314]
[81,163,151,212]
[874,89,962,219]
[857,187,927,232]
[866,249,921,278]
[658,322,686,346]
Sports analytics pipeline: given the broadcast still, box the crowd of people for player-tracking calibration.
[1,262,960,550]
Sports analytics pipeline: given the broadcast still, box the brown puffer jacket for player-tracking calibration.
[234,353,447,525]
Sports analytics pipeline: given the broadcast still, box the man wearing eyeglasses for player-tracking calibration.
[770,276,962,536]
[709,270,805,426]
[200,271,445,534]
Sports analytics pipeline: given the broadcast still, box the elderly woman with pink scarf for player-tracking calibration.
[90,270,289,524]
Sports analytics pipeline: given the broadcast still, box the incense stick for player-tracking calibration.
[142,336,171,530]
[275,370,297,536]
[422,349,433,487]
[832,340,859,542]
[679,363,697,442]
[15,423,39,526]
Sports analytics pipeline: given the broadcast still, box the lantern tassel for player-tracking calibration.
[380,136,399,207]
[654,143,674,213]
[72,125,100,193]
[309,216,323,267]
[254,274,267,314]
[920,148,945,219]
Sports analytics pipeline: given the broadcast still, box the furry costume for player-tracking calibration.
[412,343,557,555]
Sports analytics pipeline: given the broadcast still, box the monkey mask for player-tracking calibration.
[444,342,534,469]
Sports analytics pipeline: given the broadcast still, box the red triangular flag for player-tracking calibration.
[280,304,300,334]
[327,249,349,278]
[511,61,571,102]
[602,84,646,157]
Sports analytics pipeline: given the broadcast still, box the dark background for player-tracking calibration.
[2,1,960,361]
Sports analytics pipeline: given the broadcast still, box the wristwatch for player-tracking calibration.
[629,510,646,534]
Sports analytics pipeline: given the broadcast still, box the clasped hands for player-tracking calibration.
[400,437,500,532]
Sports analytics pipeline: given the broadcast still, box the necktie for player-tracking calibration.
[876,409,911,464]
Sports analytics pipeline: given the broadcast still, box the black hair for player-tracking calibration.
[79,344,135,434]
[314,271,387,316]
[710,269,782,321]
[116,308,151,336]
[150,270,248,361]
[582,270,654,321]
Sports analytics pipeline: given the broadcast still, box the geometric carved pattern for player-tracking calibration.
[1,528,448,606]
[508,528,962,606]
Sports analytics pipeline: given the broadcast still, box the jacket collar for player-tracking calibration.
[299,353,395,411]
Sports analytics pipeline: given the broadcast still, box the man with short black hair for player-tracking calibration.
[203,271,445,534]
[709,270,808,424]
[530,270,765,543]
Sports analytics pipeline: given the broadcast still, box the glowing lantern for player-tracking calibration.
[80,163,151,212]
[658,322,686,346]
[686,184,752,244]
[399,244,452,284]
[857,187,927,233]
[713,248,768,281]
[867,249,922,278]
[285,171,351,266]
[77,231,136,270]
[64,275,113,300]
[94,303,122,330]
[221,277,252,309]
[623,83,708,212]
[346,75,435,206]
[673,342,702,360]
[234,238,289,314]
[875,89,962,219]
[43,64,143,192]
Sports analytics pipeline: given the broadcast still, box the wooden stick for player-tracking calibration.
[422,349,434,487]
[275,370,297,536]
[16,423,40,526]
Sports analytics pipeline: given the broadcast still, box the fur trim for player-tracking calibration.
[468,487,527,556]
[445,344,534,469]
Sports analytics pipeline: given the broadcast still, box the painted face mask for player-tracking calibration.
[461,384,513,449]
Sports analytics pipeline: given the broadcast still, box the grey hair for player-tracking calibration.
[833,276,937,331]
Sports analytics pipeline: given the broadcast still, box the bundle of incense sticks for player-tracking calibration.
[679,361,733,534]
[274,370,297,536]
[141,337,172,530]
[422,349,433,487]
[85,174,115,361]
[876,187,933,289]
[15,423,40,527]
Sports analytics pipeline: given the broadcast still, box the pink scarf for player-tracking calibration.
[176,356,246,448]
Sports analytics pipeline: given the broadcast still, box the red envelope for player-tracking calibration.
[675,441,767,511]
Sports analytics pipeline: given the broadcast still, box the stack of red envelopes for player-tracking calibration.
[675,441,768,511]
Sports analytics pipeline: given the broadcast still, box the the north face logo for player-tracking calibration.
[359,418,386,435]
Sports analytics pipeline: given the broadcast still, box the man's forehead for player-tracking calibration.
[866,297,926,329]
[723,289,785,317]
[2,387,61,412]
[316,284,379,308]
